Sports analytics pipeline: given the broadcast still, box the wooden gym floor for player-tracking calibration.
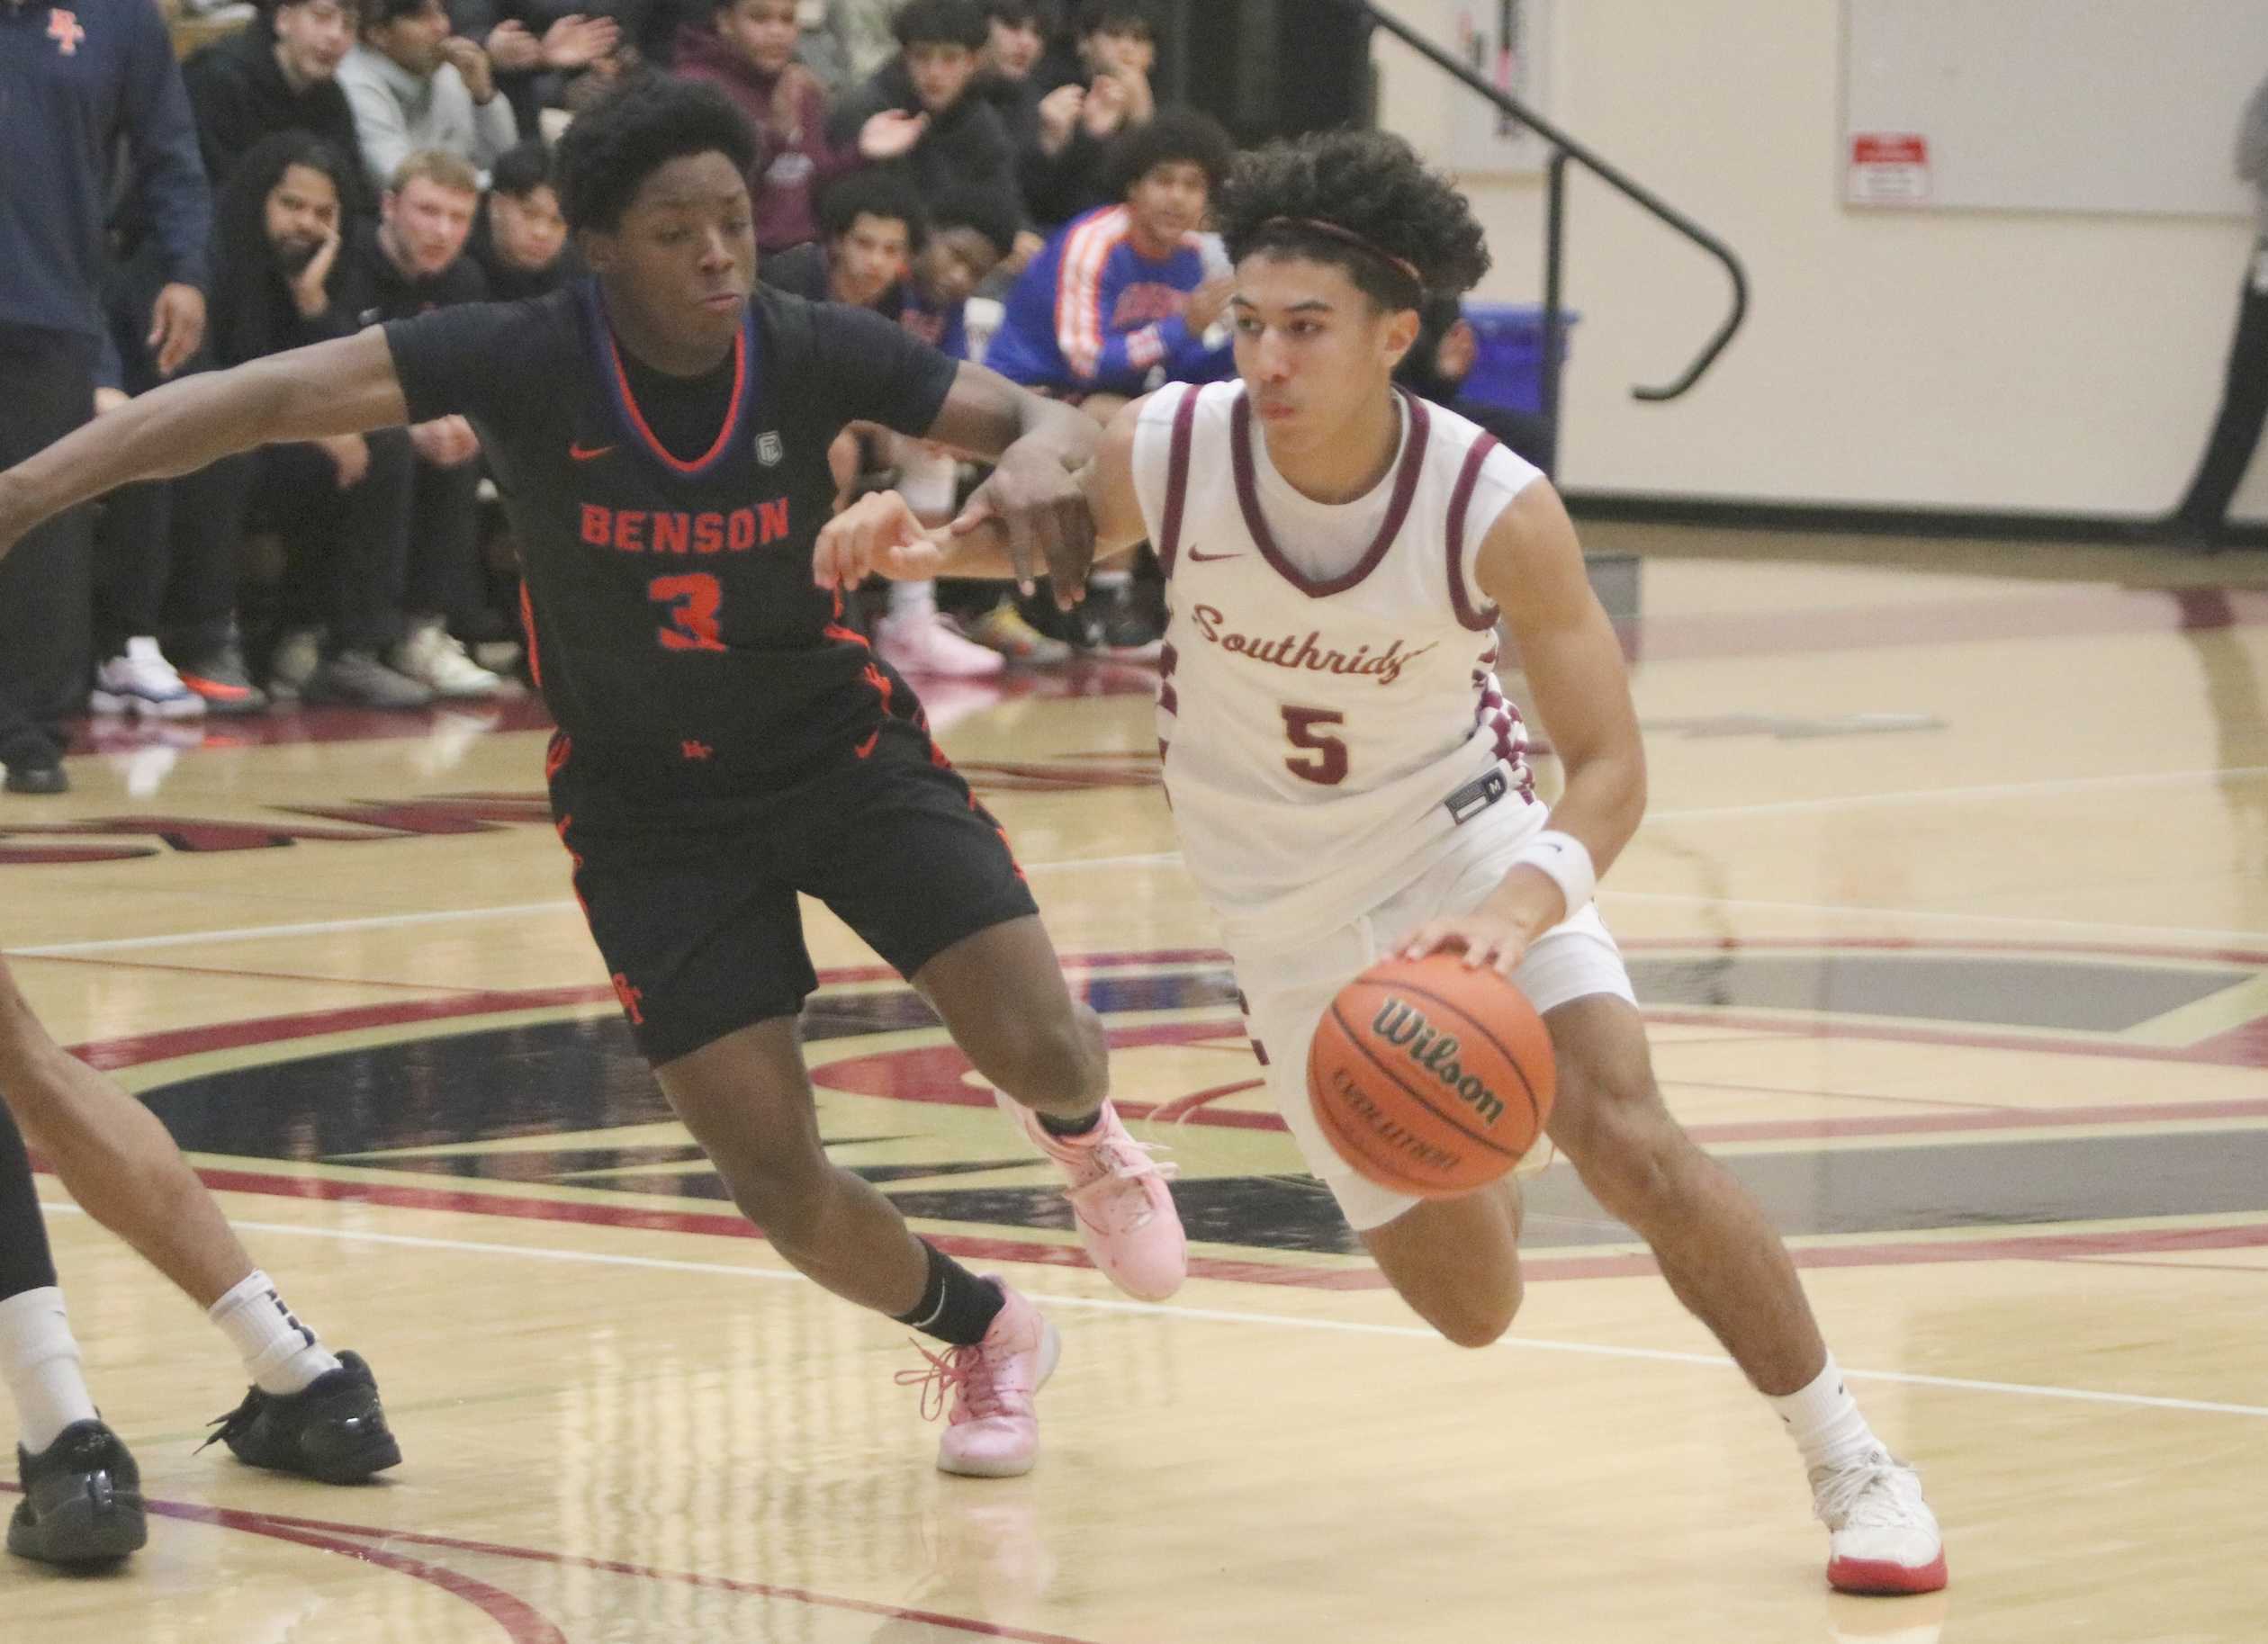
[4,524,2264,1643]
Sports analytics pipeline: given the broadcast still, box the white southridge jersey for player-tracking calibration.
[1130,380,1546,947]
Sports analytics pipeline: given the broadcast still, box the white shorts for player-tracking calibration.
[1229,813,1637,1233]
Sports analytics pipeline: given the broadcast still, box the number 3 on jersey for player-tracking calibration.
[649,573,726,652]
[1282,705,1348,786]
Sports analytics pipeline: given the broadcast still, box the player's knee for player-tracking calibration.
[1408,1272,1524,1349]
[1560,1074,1687,1217]
[985,1006,1108,1114]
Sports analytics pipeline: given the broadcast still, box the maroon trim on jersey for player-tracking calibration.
[1229,389,1430,599]
[1156,385,1202,575]
[1444,433,1504,632]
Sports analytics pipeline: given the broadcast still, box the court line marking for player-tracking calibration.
[47,1204,2261,1422]
[9,767,2264,958]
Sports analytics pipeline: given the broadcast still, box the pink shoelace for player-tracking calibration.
[896,1339,1012,1424]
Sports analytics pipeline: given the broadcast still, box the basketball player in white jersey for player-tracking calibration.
[814,130,1947,1597]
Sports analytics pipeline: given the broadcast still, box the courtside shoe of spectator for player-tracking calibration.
[964,598,1072,666]
[392,620,517,699]
[176,625,271,716]
[89,639,206,721]
[876,607,1007,678]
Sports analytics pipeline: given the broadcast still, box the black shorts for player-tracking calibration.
[553,723,1039,1065]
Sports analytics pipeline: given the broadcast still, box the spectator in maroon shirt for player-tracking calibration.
[673,0,860,252]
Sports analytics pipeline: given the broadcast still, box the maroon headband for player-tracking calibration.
[1257,217,1426,295]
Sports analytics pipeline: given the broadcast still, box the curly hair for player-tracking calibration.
[555,77,758,234]
[1214,130,1492,310]
[1101,106,1237,203]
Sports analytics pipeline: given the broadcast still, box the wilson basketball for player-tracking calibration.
[1307,955,1556,1198]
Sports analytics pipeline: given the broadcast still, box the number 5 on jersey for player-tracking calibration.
[650,572,726,652]
[1282,705,1348,786]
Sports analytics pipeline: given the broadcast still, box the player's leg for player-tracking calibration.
[0,1101,145,1564]
[652,1013,1059,1477]
[562,793,1060,1477]
[1541,985,1945,1594]
[808,731,1186,1301]
[0,958,399,1483]
[1356,1179,1526,1348]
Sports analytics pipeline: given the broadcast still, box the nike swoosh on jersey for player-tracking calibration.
[1186,547,1242,562]
[570,443,616,463]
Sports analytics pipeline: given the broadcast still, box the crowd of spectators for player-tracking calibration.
[0,0,1534,793]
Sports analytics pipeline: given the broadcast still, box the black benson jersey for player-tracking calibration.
[382,280,959,799]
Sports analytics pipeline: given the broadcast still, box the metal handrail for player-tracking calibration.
[1334,0,1749,404]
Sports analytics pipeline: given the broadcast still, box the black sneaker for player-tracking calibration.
[3,757,68,796]
[1078,580,1165,661]
[199,1352,401,1484]
[177,636,271,717]
[9,1420,146,1566]
[302,651,436,711]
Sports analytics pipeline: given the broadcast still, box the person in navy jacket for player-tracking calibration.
[0,0,211,795]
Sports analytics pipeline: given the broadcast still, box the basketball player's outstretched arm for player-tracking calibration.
[1401,481,1649,975]
[922,362,1109,606]
[0,330,410,561]
[815,392,1147,602]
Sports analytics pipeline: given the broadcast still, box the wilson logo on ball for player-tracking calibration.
[1372,1000,1507,1127]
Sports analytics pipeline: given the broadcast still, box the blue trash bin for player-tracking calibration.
[1459,302,1579,415]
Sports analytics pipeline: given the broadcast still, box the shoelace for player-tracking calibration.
[1063,1138,1180,1226]
[1813,1453,1923,1530]
[195,1387,267,1455]
[895,1340,1005,1423]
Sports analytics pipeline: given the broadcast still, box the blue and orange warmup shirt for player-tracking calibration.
[983,204,1230,398]
[382,282,958,797]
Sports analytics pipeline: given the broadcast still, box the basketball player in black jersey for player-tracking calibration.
[0,78,1187,1480]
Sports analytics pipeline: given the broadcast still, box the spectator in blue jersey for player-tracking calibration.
[984,107,1235,424]
[0,0,210,795]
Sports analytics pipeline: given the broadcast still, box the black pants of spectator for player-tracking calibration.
[93,481,171,660]
[0,326,96,775]
[255,432,416,655]
[0,1101,60,1303]
[407,454,489,633]
[2174,238,2268,536]
[160,453,258,666]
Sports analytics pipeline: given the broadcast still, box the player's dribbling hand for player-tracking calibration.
[814,490,945,589]
[952,443,1094,608]
[1398,913,1533,977]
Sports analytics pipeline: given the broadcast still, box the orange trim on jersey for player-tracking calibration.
[518,582,544,691]
[601,322,749,477]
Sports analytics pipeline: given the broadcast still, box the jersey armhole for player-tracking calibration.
[1130,382,1202,572]
[1448,439,1545,633]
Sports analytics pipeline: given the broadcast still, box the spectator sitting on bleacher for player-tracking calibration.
[307,149,517,701]
[1010,0,1154,229]
[440,0,617,139]
[183,0,377,214]
[984,106,1233,419]
[825,0,1028,260]
[184,133,433,711]
[675,0,860,253]
[1394,293,1555,473]
[337,0,518,193]
[762,168,923,310]
[469,139,572,299]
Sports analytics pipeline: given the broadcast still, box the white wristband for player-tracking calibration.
[1510,830,1596,921]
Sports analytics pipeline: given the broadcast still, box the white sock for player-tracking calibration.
[1088,569,1133,592]
[888,579,938,620]
[1768,1352,1880,1473]
[208,1270,340,1397]
[0,1287,101,1453]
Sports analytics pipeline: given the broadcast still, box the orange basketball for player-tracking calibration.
[1307,954,1556,1198]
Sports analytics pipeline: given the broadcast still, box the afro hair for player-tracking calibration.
[555,76,758,235]
[1213,130,1492,310]
[1101,106,1237,203]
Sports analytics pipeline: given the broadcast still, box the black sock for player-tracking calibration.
[892,1241,1005,1347]
[1035,1104,1103,1138]
[0,1103,61,1301]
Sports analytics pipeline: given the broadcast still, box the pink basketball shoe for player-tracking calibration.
[999,1092,1186,1301]
[896,1280,1061,1478]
